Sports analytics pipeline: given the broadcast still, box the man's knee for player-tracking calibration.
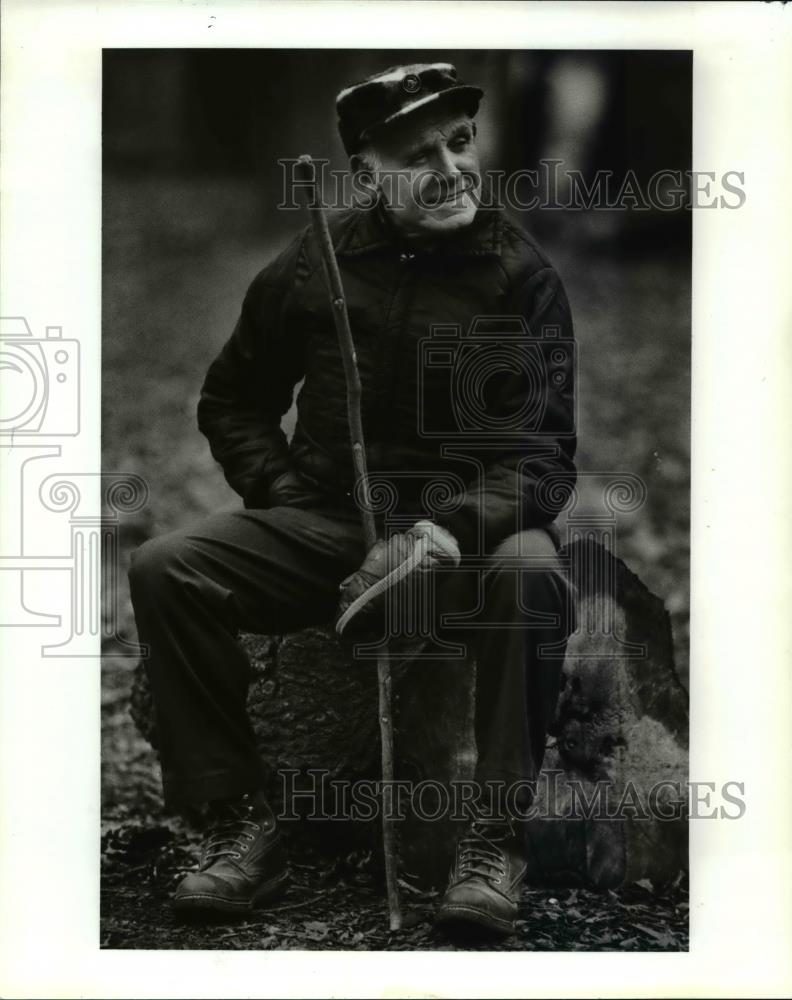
[485,528,575,630]
[489,527,561,568]
[484,528,565,600]
[129,532,192,593]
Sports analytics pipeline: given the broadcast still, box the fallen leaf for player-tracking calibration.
[303,920,329,941]
[634,923,679,948]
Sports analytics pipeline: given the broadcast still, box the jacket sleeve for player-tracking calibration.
[437,265,577,554]
[197,235,307,505]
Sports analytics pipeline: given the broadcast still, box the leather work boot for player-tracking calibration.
[173,792,288,915]
[435,818,527,938]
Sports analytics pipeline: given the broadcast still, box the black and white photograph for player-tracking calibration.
[1,2,790,997]
[100,47,694,951]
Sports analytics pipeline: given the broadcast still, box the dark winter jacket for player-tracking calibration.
[197,204,576,554]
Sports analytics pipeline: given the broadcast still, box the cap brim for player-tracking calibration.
[361,84,483,143]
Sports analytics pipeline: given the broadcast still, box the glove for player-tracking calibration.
[336,520,461,638]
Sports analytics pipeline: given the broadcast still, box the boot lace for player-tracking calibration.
[456,820,511,884]
[201,804,261,867]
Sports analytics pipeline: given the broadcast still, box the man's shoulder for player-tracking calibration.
[494,214,573,322]
[245,209,357,295]
[247,227,309,295]
[262,210,362,272]
[496,212,559,284]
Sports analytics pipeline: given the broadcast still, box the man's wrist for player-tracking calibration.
[433,507,477,557]
[409,520,461,565]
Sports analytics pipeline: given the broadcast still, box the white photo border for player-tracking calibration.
[1,1,791,997]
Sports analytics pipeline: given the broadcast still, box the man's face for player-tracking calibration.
[363,107,482,239]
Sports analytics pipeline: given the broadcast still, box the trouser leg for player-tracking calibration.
[440,528,575,810]
[128,504,364,809]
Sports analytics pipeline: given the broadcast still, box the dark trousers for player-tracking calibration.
[128,503,575,811]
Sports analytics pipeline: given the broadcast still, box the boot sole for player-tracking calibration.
[173,869,289,916]
[435,903,516,938]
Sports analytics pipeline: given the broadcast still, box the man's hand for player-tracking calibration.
[267,468,323,509]
[336,520,461,638]
[244,467,323,510]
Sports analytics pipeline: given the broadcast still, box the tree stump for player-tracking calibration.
[525,538,689,888]
[129,538,688,888]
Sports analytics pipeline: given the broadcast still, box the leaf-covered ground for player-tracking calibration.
[101,173,690,951]
[101,821,688,952]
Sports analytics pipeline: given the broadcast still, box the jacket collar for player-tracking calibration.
[335,201,504,259]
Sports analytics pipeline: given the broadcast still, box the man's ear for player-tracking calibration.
[350,152,378,177]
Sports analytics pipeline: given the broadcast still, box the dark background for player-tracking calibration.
[103,49,691,244]
[101,50,691,948]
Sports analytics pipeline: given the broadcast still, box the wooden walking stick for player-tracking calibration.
[295,154,402,931]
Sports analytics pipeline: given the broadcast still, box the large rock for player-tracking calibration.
[525,538,689,888]
[130,539,688,888]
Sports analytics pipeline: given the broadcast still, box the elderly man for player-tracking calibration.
[129,63,577,939]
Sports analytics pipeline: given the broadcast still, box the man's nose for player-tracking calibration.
[435,147,462,180]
